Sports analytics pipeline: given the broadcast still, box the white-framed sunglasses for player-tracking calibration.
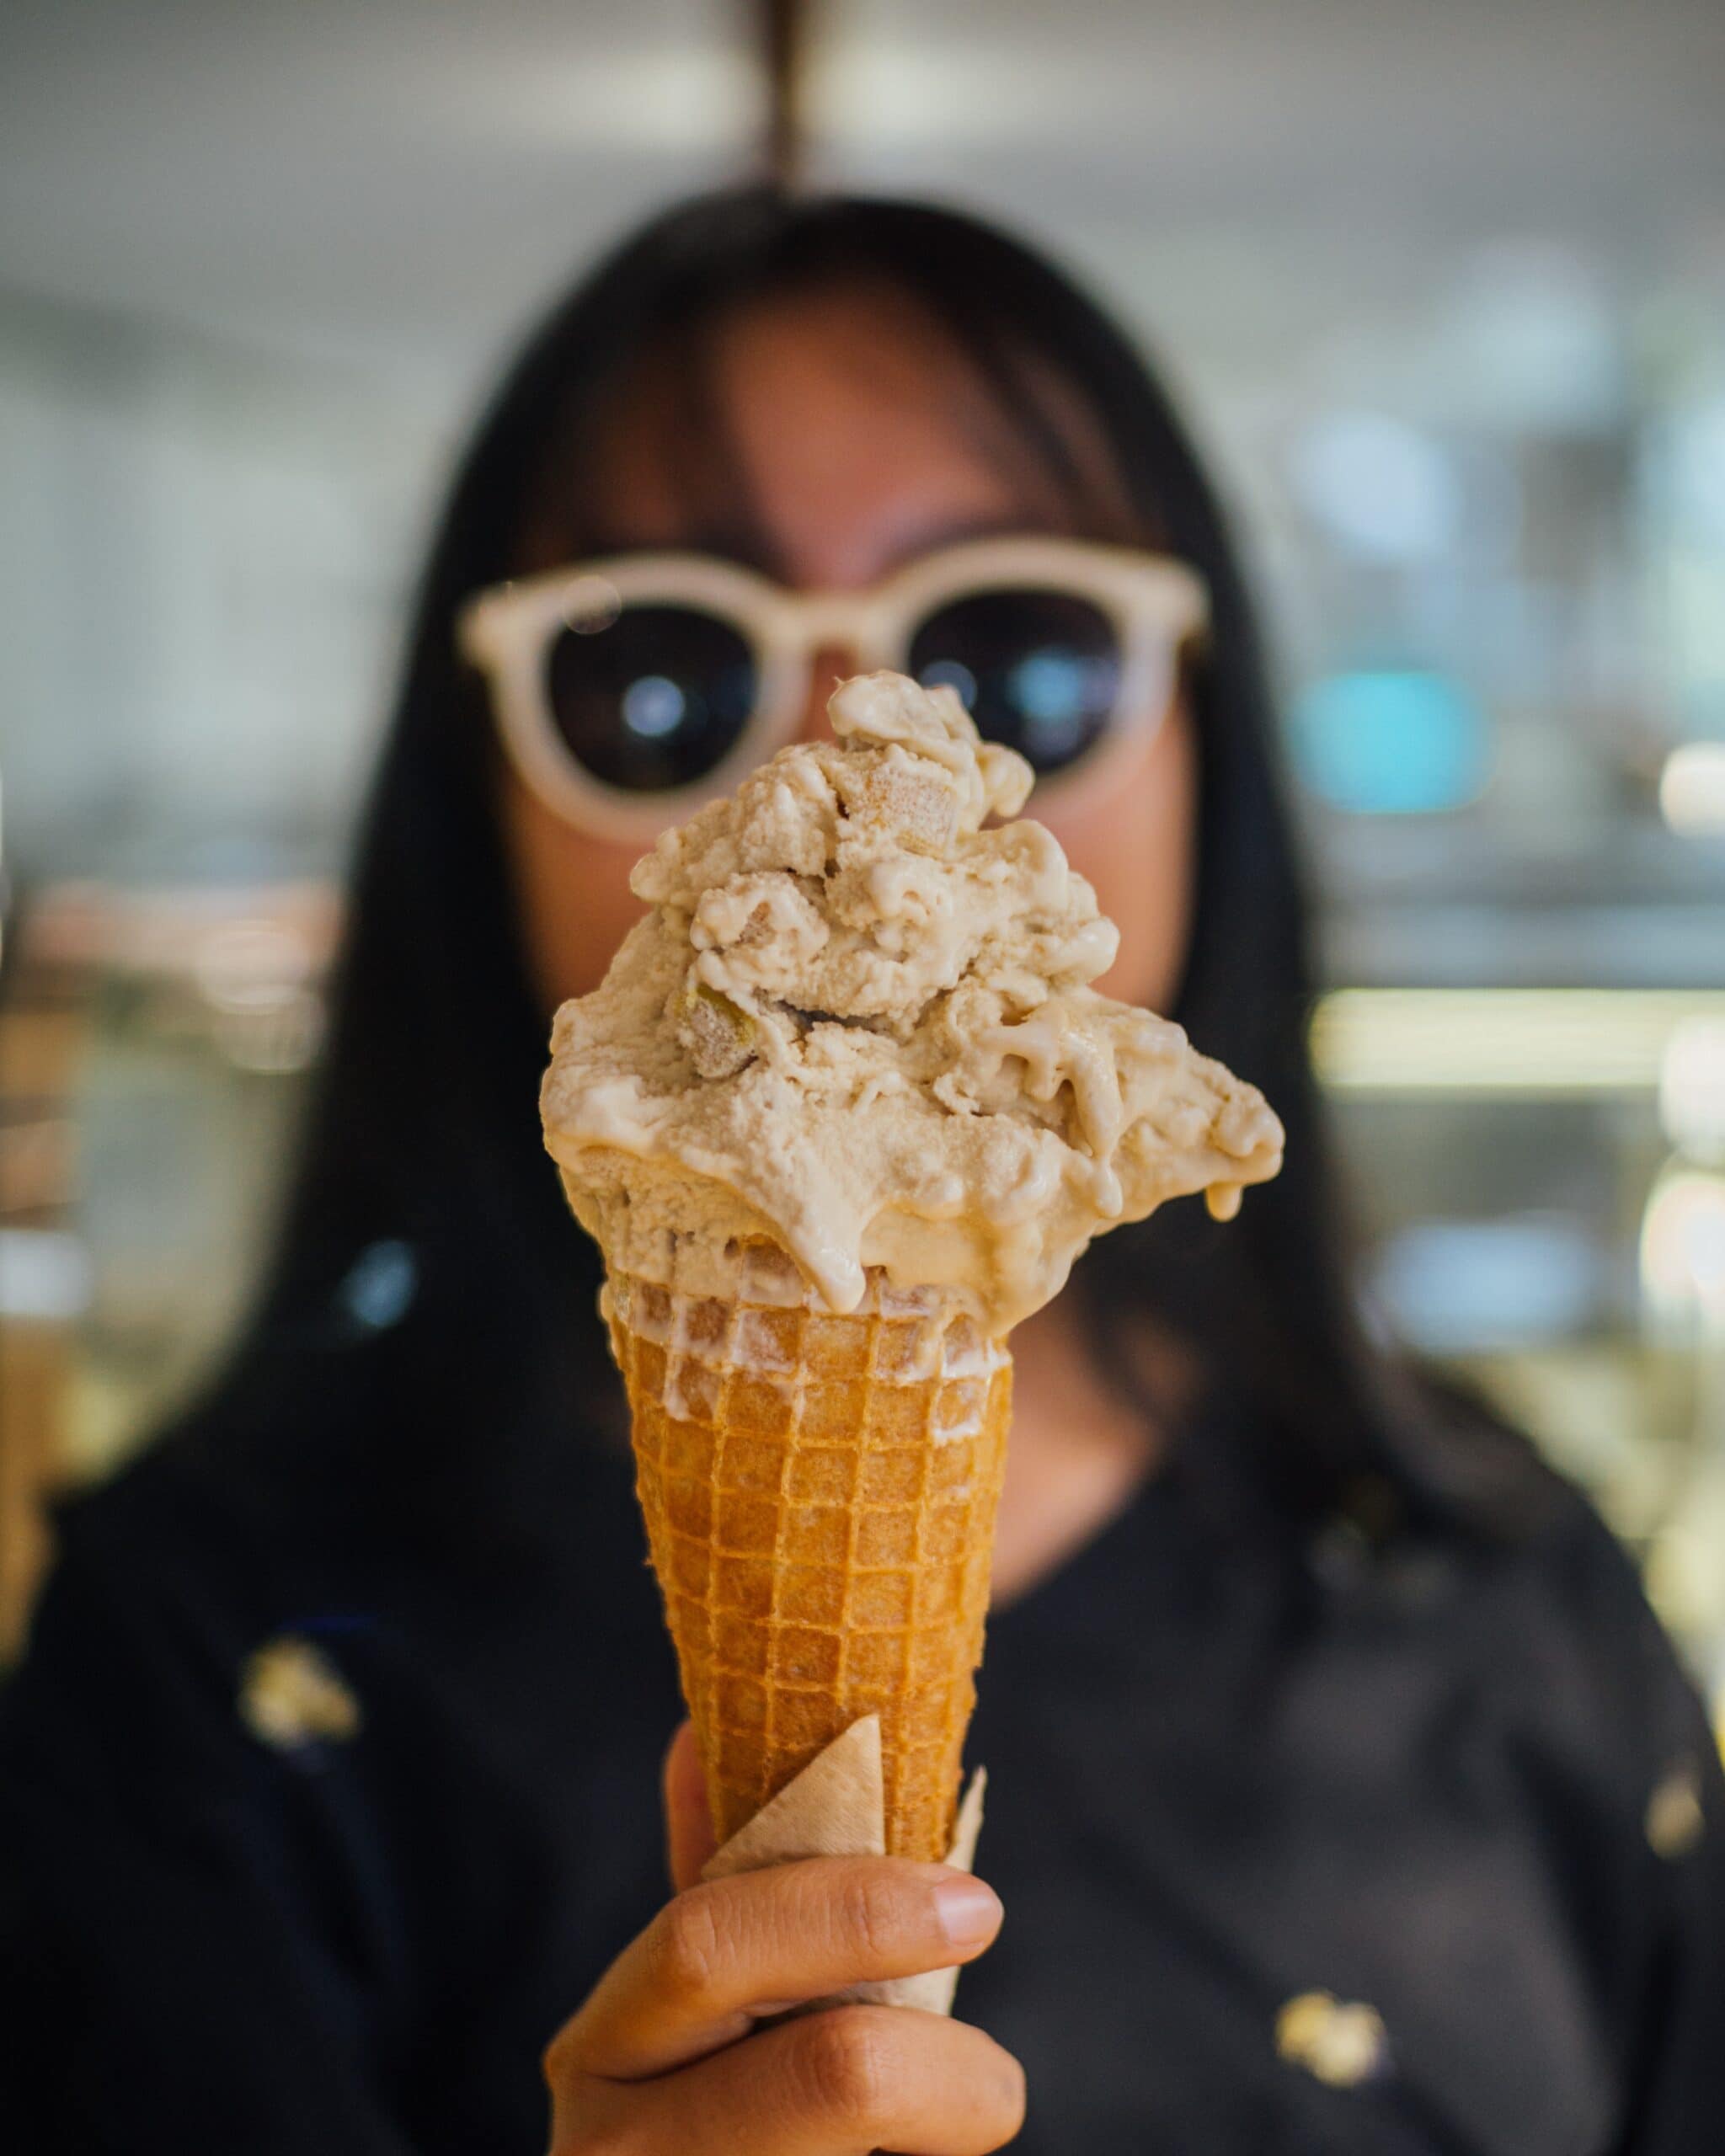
[457,535,1208,840]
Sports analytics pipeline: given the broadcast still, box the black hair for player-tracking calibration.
[184,184,1551,1570]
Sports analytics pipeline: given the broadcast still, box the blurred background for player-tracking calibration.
[3,1,1724,1704]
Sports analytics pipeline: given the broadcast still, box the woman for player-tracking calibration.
[3,186,1721,2155]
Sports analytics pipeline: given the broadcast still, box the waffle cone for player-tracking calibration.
[604,1258,1011,1863]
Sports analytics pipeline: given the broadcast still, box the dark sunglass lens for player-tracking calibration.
[909,588,1121,776]
[546,602,757,792]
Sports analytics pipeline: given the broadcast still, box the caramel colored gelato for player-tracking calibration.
[542,670,1283,1336]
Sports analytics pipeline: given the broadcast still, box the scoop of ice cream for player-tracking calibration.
[542,670,1284,1333]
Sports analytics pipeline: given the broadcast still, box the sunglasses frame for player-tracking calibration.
[457,535,1209,841]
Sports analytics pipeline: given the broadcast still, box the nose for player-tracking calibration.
[795,641,860,744]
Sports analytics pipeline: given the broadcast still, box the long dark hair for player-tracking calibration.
[186,185,1549,1568]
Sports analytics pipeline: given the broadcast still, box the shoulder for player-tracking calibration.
[1311,1380,1707,1817]
[1407,1452,1711,1833]
[1482,1465,1688,1710]
[13,1341,437,1692]
[1379,1378,1696,1746]
[24,1421,299,1641]
[1,1440,290,1789]
[0,1380,424,1819]
[1517,1477,1708,1784]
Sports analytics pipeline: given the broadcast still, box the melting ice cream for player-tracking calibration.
[542,671,1283,1334]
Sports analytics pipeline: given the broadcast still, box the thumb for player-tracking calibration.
[662,1720,718,1893]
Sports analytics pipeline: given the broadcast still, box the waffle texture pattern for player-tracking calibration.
[606,1261,1011,1861]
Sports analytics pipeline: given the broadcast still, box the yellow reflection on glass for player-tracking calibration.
[1313,990,1725,1095]
[1660,1018,1725,1164]
[1640,1166,1725,1324]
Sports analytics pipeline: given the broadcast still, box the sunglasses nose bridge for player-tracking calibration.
[773,591,884,742]
[787,589,873,656]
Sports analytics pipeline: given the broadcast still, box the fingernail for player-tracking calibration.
[932,1876,1001,1950]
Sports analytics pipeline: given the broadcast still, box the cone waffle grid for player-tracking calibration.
[607,1267,1011,1860]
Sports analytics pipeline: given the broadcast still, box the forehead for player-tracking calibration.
[556,281,1112,591]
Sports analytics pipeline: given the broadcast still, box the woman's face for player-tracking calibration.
[500,282,1197,1015]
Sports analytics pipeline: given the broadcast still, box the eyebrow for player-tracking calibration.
[578,522,778,570]
[879,510,1055,560]
[578,510,1057,584]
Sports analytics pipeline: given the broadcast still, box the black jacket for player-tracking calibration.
[3,1401,1721,2154]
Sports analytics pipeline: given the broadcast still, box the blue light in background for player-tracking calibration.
[1374,1215,1604,1355]
[340,1239,419,1331]
[1291,669,1487,814]
[1291,412,1460,563]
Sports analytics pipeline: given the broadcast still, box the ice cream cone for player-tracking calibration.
[603,1246,1010,1862]
[542,669,1285,1893]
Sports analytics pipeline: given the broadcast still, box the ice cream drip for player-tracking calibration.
[542,670,1283,1333]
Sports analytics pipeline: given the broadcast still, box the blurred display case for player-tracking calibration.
[1318,989,1725,1704]
[6,873,1725,1716]
[0,880,335,1651]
